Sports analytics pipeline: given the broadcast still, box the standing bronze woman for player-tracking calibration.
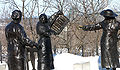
[5,10,37,70]
[80,9,120,70]
[36,11,69,70]
[36,14,55,70]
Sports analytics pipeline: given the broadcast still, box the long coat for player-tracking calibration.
[36,21,54,70]
[82,19,120,68]
[5,21,35,70]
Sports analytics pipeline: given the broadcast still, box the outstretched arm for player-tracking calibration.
[80,23,102,31]
[19,26,38,47]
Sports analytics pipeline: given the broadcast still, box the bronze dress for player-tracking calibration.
[5,21,36,70]
[36,21,54,70]
[82,19,120,68]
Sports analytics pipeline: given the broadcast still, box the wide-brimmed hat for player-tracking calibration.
[100,9,118,17]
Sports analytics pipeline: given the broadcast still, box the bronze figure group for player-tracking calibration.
[5,9,120,70]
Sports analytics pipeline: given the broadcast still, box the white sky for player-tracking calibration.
[105,0,120,11]
[0,0,58,18]
[0,0,120,18]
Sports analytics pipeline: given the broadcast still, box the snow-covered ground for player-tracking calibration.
[54,53,99,70]
[1,53,120,70]
[0,61,8,70]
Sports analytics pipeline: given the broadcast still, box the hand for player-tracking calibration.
[50,29,57,35]
[79,25,83,28]
[79,25,83,29]
[57,10,63,15]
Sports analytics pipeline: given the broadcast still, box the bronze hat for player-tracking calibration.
[100,9,118,17]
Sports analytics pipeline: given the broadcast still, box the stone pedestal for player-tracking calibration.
[0,64,6,70]
[73,62,90,70]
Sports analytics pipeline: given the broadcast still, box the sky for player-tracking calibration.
[106,0,120,11]
[0,0,120,18]
[0,0,58,18]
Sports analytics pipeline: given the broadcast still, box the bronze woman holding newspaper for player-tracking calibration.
[36,11,68,70]
[36,14,55,70]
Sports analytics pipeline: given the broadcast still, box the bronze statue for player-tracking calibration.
[36,11,69,70]
[5,10,37,70]
[80,9,120,70]
[36,14,55,70]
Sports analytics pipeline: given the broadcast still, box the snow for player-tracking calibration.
[28,58,38,70]
[1,53,120,70]
[54,53,99,70]
[0,61,8,70]
[29,53,99,70]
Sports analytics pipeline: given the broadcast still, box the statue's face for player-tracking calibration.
[11,10,22,24]
[39,14,47,23]
[40,15,46,23]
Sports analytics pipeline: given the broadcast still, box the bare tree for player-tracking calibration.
[43,0,112,56]
[0,0,112,57]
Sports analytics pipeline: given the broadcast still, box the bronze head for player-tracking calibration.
[11,10,22,23]
[39,14,48,23]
